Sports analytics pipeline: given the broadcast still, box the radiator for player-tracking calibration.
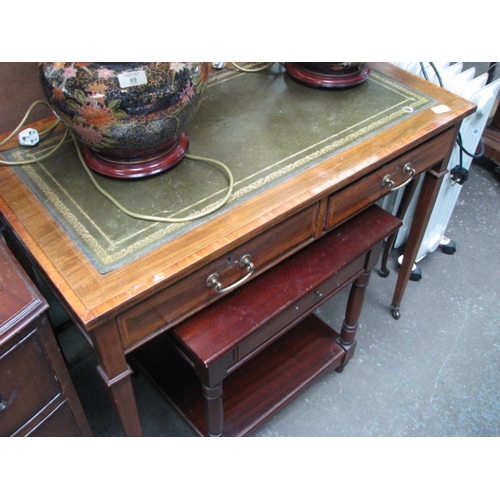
[381,62,500,270]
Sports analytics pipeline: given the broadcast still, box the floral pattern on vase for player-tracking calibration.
[39,62,209,177]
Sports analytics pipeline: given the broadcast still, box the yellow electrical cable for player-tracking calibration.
[71,132,234,224]
[0,128,69,165]
[0,100,52,146]
[1,99,235,223]
[230,62,276,72]
[0,100,69,165]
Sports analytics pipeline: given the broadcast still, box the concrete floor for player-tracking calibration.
[58,152,500,438]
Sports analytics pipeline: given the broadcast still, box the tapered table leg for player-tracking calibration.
[390,154,451,319]
[379,178,419,277]
[91,320,142,437]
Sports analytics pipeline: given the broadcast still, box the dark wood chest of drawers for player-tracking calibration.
[0,238,91,437]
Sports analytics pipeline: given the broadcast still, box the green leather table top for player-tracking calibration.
[3,64,435,273]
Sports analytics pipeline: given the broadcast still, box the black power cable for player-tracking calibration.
[420,62,487,174]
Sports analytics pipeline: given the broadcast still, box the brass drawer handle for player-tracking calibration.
[381,174,395,188]
[402,162,416,176]
[382,162,416,191]
[206,254,255,293]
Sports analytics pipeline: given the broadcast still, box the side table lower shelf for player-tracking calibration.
[132,314,344,437]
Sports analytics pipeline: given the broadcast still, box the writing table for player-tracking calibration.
[0,63,475,436]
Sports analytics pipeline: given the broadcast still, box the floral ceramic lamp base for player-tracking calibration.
[39,62,208,179]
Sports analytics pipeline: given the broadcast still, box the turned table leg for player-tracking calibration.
[202,382,224,437]
[335,270,371,371]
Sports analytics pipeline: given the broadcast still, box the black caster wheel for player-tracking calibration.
[399,255,423,281]
[440,238,456,255]
[378,267,390,278]
[410,266,422,281]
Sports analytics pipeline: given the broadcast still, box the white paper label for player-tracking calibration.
[118,70,148,88]
[431,104,451,114]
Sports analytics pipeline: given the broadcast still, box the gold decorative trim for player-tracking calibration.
[4,67,434,273]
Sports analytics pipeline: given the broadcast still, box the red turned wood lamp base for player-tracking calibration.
[285,62,370,89]
[82,133,189,179]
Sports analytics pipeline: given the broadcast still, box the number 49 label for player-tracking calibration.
[118,70,148,88]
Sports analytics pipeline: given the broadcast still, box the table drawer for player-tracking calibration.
[0,329,60,436]
[229,254,366,370]
[325,127,456,230]
[118,203,320,349]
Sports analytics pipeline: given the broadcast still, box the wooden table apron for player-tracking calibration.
[0,63,475,436]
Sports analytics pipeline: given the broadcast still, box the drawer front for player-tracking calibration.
[0,330,60,437]
[229,254,366,368]
[26,401,83,437]
[325,127,456,230]
[118,203,320,349]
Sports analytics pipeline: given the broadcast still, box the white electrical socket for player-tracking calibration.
[18,128,39,146]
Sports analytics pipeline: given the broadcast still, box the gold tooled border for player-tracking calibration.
[6,66,434,272]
